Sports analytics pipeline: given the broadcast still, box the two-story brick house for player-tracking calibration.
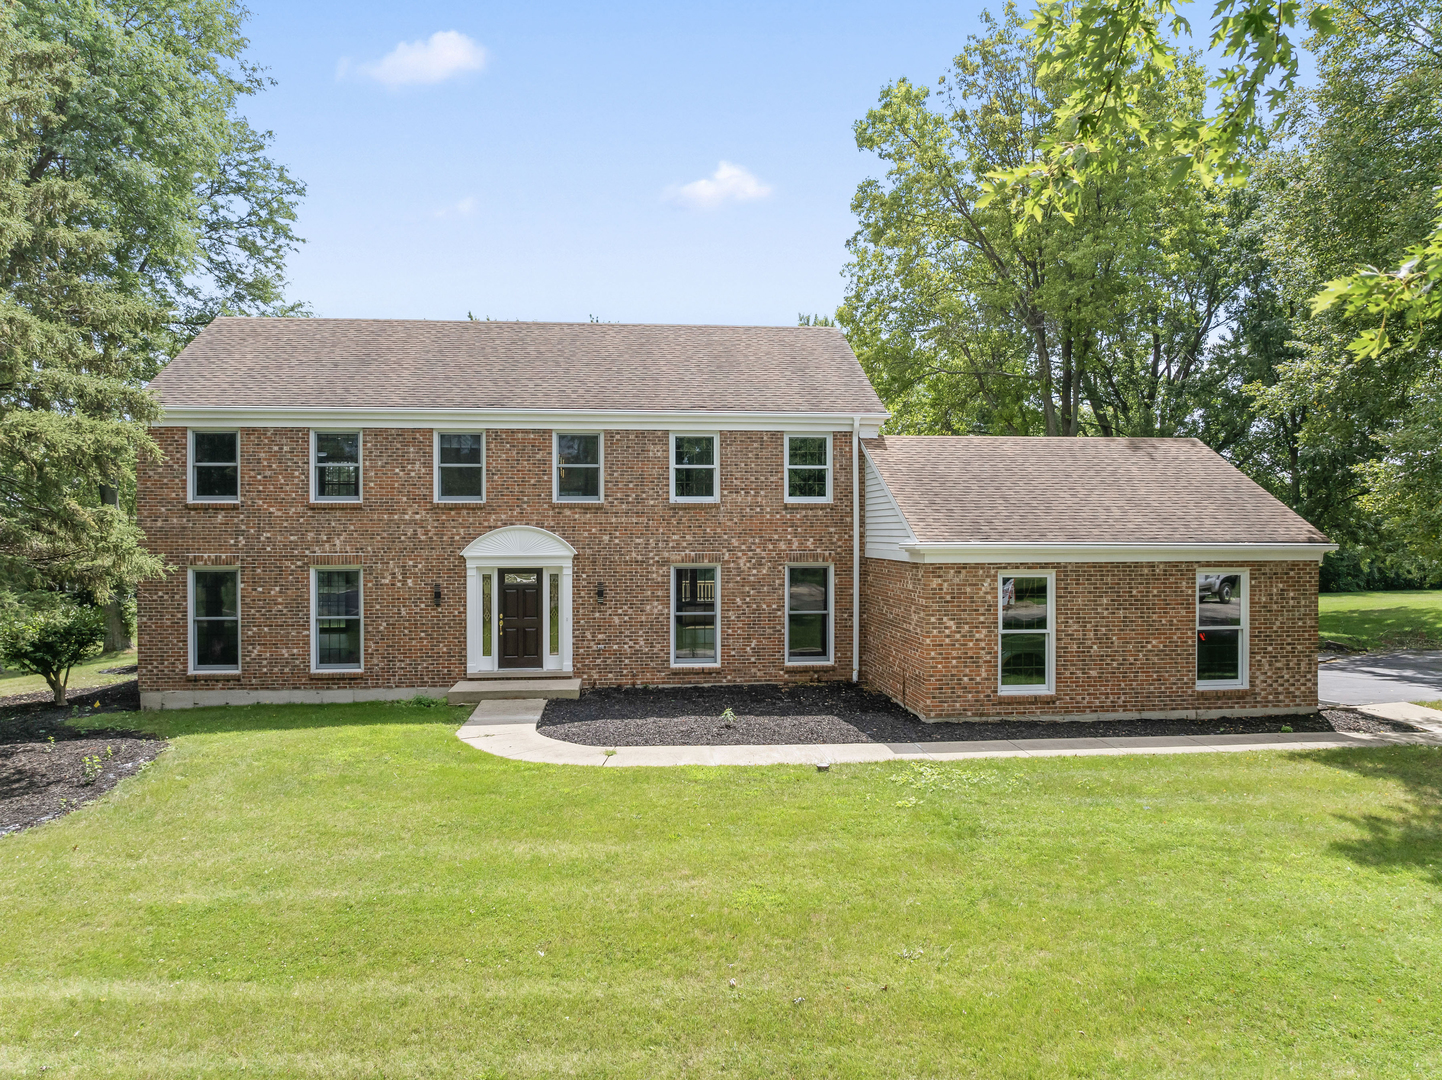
[137,319,887,708]
[137,317,1333,721]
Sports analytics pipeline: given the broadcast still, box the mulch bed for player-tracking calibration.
[0,679,165,837]
[538,683,1422,747]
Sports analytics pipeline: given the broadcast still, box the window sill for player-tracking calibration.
[554,498,603,504]
[188,669,241,678]
[310,500,363,506]
[311,668,365,677]
[671,498,720,505]
[785,659,835,667]
[999,689,1055,697]
[187,500,239,507]
[1196,683,1249,692]
[435,499,486,505]
[784,499,833,506]
[672,661,721,669]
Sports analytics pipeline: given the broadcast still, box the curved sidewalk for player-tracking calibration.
[456,700,1442,768]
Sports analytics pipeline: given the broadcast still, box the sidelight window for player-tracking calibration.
[554,432,602,501]
[786,565,832,663]
[1197,570,1248,688]
[313,568,362,670]
[999,573,1054,694]
[435,431,485,501]
[190,568,239,671]
[190,430,238,502]
[785,434,831,502]
[312,431,361,501]
[671,433,718,502]
[673,566,719,665]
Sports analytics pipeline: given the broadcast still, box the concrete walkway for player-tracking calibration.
[1319,650,1442,705]
[455,700,1442,767]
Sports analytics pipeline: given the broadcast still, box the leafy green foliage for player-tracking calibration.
[0,0,305,597]
[0,601,105,703]
[843,5,1235,438]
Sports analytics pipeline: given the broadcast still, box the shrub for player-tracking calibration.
[0,604,107,704]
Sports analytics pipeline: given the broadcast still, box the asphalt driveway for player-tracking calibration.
[1318,651,1442,705]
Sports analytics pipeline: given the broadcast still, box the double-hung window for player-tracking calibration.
[313,568,362,670]
[190,568,239,672]
[786,565,832,663]
[555,432,602,501]
[1197,571,1248,688]
[999,573,1054,693]
[671,433,718,502]
[190,430,238,502]
[313,431,361,501]
[785,434,831,502]
[672,566,719,665]
[435,431,485,501]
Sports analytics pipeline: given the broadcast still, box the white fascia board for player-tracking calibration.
[894,542,1337,564]
[155,406,892,434]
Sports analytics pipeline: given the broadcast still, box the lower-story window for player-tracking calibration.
[786,565,831,663]
[1197,570,1248,687]
[999,572,1053,693]
[191,568,239,671]
[313,567,362,670]
[673,566,718,664]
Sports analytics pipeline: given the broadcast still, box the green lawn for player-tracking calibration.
[1319,589,1442,651]
[3,702,1440,1077]
[0,648,137,702]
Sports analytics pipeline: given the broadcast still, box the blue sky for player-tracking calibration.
[237,1,995,326]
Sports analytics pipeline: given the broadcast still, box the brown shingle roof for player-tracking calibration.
[863,435,1329,545]
[150,318,887,414]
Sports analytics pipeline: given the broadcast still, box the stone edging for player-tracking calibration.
[455,701,1442,767]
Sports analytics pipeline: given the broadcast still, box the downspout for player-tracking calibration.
[852,417,861,683]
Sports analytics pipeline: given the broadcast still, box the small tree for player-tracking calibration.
[0,605,106,705]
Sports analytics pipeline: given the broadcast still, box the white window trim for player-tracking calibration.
[670,563,721,668]
[311,565,364,672]
[187,566,240,674]
[784,562,835,666]
[998,570,1056,696]
[670,431,719,504]
[784,432,832,504]
[187,428,239,504]
[310,430,363,504]
[1196,568,1250,690]
[434,429,486,503]
[553,430,604,503]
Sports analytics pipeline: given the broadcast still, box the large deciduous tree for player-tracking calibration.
[842,6,1232,438]
[0,0,304,599]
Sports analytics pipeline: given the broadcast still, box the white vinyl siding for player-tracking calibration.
[863,454,916,560]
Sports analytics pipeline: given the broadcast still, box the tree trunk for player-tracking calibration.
[47,673,66,705]
[98,483,132,652]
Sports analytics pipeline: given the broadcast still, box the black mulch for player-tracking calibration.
[0,679,165,836]
[538,682,1421,747]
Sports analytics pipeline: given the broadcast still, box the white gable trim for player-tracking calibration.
[861,447,918,560]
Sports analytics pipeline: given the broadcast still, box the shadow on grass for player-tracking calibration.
[1307,746,1442,885]
[78,699,472,740]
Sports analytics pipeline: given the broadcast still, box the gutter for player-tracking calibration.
[894,542,1338,564]
[852,416,861,683]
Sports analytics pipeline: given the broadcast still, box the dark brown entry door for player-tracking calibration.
[500,569,543,668]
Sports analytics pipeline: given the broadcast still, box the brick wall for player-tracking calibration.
[137,427,857,693]
[860,558,1318,720]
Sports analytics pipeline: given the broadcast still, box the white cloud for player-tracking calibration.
[434,196,478,219]
[666,161,773,210]
[355,31,486,88]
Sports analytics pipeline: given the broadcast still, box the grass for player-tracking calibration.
[1319,589,1442,651]
[0,647,136,702]
[2,702,1441,1077]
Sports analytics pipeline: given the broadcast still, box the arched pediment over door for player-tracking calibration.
[461,526,576,675]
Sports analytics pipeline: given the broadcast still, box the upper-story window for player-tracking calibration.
[312,431,361,502]
[435,431,485,502]
[189,430,238,502]
[785,434,831,503]
[555,432,602,502]
[671,433,718,502]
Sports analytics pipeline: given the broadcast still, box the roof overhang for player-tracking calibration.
[895,542,1337,564]
[154,406,889,436]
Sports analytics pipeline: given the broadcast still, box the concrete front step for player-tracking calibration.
[447,678,580,704]
[464,670,576,680]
